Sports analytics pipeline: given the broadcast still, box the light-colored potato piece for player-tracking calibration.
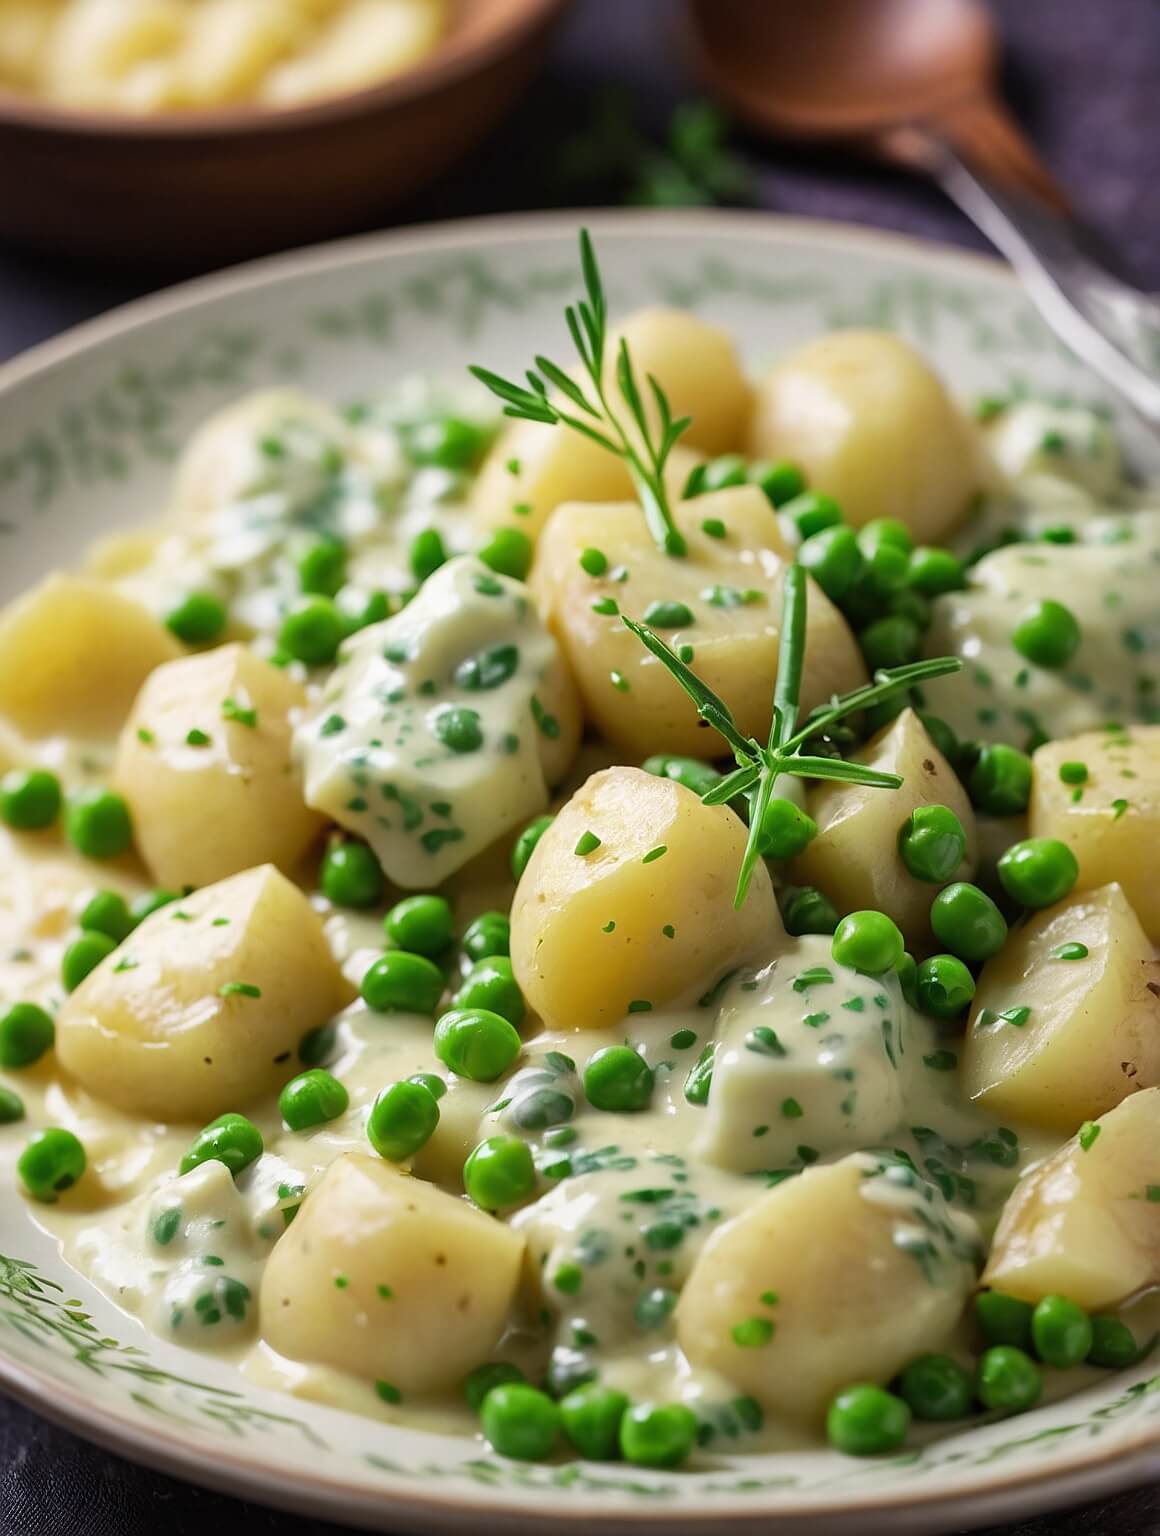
[611,307,752,457]
[296,557,580,889]
[961,884,1160,1133]
[260,1153,524,1393]
[510,766,779,1032]
[56,864,352,1122]
[1031,727,1160,941]
[983,1089,1160,1309]
[748,329,978,539]
[677,1155,979,1421]
[114,643,325,890]
[0,574,181,740]
[471,419,632,541]
[793,709,977,943]
[532,487,865,757]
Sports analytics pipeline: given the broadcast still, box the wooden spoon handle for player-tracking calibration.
[934,94,1070,212]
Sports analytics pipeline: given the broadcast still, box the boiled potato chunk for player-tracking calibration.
[0,574,181,739]
[1032,727,1160,941]
[510,766,779,1032]
[984,1089,1160,1309]
[612,307,752,457]
[56,864,352,1121]
[260,1153,524,1393]
[962,884,1160,1133]
[748,329,978,539]
[115,644,325,889]
[677,1155,979,1421]
[793,709,977,943]
[532,486,865,757]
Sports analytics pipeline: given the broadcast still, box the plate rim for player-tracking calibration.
[0,205,1156,1532]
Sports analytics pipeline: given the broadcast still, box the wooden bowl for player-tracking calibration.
[0,0,569,268]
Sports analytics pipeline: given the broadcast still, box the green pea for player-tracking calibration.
[930,882,1008,962]
[641,754,723,797]
[434,1007,521,1082]
[64,787,133,860]
[336,585,391,634]
[78,889,135,943]
[511,815,553,881]
[825,1384,911,1456]
[919,713,960,766]
[914,954,976,1018]
[0,1003,54,1068]
[165,592,227,645]
[462,911,510,962]
[464,1134,536,1209]
[0,1087,25,1123]
[407,1071,447,1100]
[432,705,483,754]
[896,949,919,1006]
[860,517,913,556]
[180,1113,263,1178]
[781,491,843,540]
[897,804,967,883]
[278,596,344,666]
[583,1046,654,1112]
[297,539,347,597]
[61,932,117,992]
[907,546,964,597]
[454,956,525,1028]
[130,888,179,923]
[845,543,908,621]
[643,600,694,629]
[886,587,932,632]
[480,1383,561,1461]
[17,1127,86,1202]
[0,769,62,830]
[1012,599,1081,670]
[757,797,817,860]
[366,1079,440,1162]
[384,894,453,957]
[279,1069,349,1132]
[618,1402,698,1468]
[798,525,863,603]
[699,453,749,492]
[408,527,447,583]
[1087,1316,1146,1368]
[968,743,1033,816]
[579,546,608,577]
[1031,1295,1093,1369]
[360,951,445,1015]
[779,886,838,937]
[405,416,490,470]
[464,1361,526,1412]
[997,838,1079,909]
[749,458,805,507]
[975,1291,1034,1349]
[321,839,385,910]
[859,614,921,672]
[561,1384,630,1460]
[975,1345,1042,1413]
[479,528,533,582]
[831,910,904,975]
[896,1354,972,1421]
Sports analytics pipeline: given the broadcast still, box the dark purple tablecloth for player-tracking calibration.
[1,2,1158,1532]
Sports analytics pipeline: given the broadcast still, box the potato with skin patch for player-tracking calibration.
[983,1089,1160,1309]
[510,766,779,1032]
[793,709,977,943]
[56,864,353,1122]
[260,1153,525,1393]
[960,883,1160,1133]
[473,301,748,539]
[0,574,182,740]
[1031,726,1160,941]
[676,1156,979,1422]
[532,486,866,757]
[748,329,978,540]
[114,644,326,890]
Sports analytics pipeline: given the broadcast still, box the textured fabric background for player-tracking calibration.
[1,0,1158,1531]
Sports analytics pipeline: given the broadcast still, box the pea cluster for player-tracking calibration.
[826,1288,1149,1456]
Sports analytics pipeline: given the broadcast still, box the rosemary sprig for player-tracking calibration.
[623,566,964,908]
[470,229,690,557]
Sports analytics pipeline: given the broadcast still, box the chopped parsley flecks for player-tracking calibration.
[1078,1121,1101,1152]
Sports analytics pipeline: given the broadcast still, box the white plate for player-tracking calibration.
[0,210,1157,1535]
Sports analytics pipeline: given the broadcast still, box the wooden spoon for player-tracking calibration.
[689,0,1160,426]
